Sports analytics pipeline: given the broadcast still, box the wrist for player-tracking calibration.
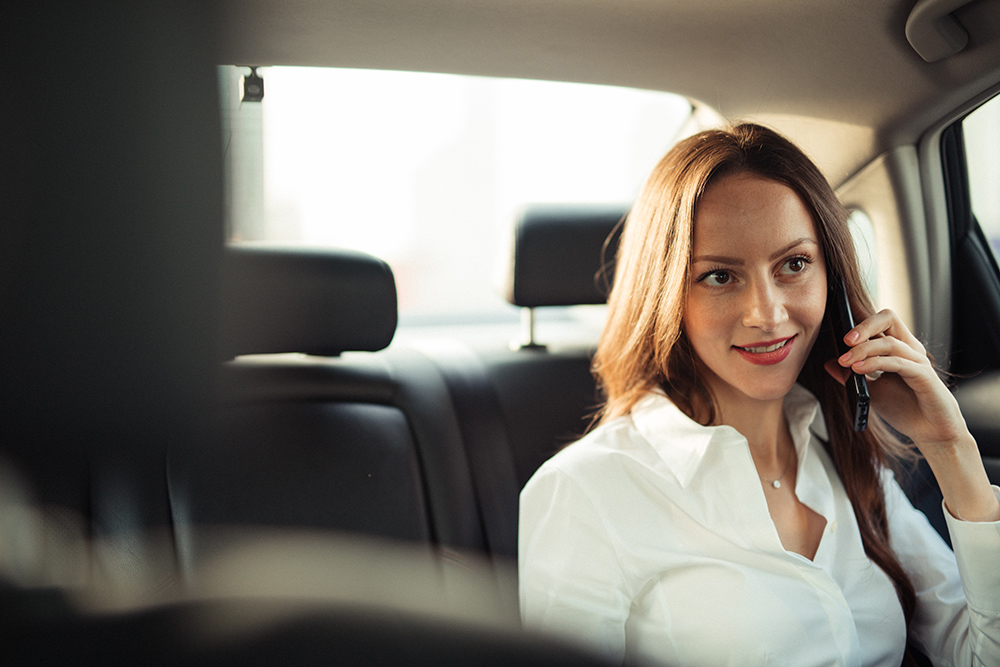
[922,434,1000,522]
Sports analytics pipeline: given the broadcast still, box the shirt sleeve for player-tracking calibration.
[518,465,631,664]
[885,475,1000,665]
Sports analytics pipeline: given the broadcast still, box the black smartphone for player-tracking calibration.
[830,276,870,431]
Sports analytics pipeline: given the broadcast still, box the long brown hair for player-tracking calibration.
[593,123,918,648]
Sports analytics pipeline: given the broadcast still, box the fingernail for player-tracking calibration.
[846,331,859,344]
[839,352,851,364]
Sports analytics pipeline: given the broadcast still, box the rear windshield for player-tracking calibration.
[219,66,692,328]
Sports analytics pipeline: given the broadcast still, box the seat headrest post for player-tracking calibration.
[511,307,546,352]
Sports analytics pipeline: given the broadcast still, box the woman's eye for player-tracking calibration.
[780,256,810,275]
[702,270,732,286]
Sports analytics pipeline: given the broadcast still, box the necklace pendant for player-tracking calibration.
[772,480,781,489]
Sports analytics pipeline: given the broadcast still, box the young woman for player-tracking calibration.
[518,124,1000,666]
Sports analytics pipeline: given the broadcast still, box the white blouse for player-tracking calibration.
[519,385,1000,666]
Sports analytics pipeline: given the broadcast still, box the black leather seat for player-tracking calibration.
[496,203,625,485]
[416,204,627,560]
[168,246,485,575]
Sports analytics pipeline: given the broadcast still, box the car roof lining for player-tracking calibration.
[217,0,1000,183]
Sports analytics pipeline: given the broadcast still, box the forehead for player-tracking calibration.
[692,173,819,254]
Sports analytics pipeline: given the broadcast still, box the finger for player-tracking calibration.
[844,309,893,344]
[838,335,929,368]
[846,309,924,353]
[846,354,938,389]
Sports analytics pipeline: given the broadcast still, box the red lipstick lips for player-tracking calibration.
[733,335,796,366]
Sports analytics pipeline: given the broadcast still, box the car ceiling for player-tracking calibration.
[218,0,1000,183]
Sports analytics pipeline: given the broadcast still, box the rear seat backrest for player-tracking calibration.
[171,209,626,573]
[168,246,484,576]
[416,204,627,560]
[499,204,625,483]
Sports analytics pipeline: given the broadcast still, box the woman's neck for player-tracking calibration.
[710,385,790,465]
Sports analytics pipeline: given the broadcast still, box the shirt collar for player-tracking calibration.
[630,384,826,489]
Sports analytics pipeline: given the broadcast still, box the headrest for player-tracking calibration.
[220,245,397,358]
[504,204,627,308]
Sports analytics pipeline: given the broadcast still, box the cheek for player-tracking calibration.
[683,294,732,343]
[793,282,828,333]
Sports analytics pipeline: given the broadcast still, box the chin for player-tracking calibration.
[727,364,807,403]
[745,384,798,403]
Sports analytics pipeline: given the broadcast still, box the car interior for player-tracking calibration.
[4,0,1000,663]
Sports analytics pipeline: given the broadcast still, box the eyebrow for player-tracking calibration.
[691,237,819,265]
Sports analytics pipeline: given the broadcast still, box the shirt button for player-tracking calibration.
[829,520,838,533]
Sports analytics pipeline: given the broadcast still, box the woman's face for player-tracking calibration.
[683,172,827,409]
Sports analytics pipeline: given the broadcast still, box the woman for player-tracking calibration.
[518,124,1000,666]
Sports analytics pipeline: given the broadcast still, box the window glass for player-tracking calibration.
[847,209,879,304]
[963,94,1000,258]
[218,66,692,325]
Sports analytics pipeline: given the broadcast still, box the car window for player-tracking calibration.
[218,66,692,326]
[963,93,1000,259]
[847,209,879,304]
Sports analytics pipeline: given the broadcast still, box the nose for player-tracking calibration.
[742,279,788,332]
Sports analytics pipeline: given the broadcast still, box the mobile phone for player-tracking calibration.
[830,276,870,431]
